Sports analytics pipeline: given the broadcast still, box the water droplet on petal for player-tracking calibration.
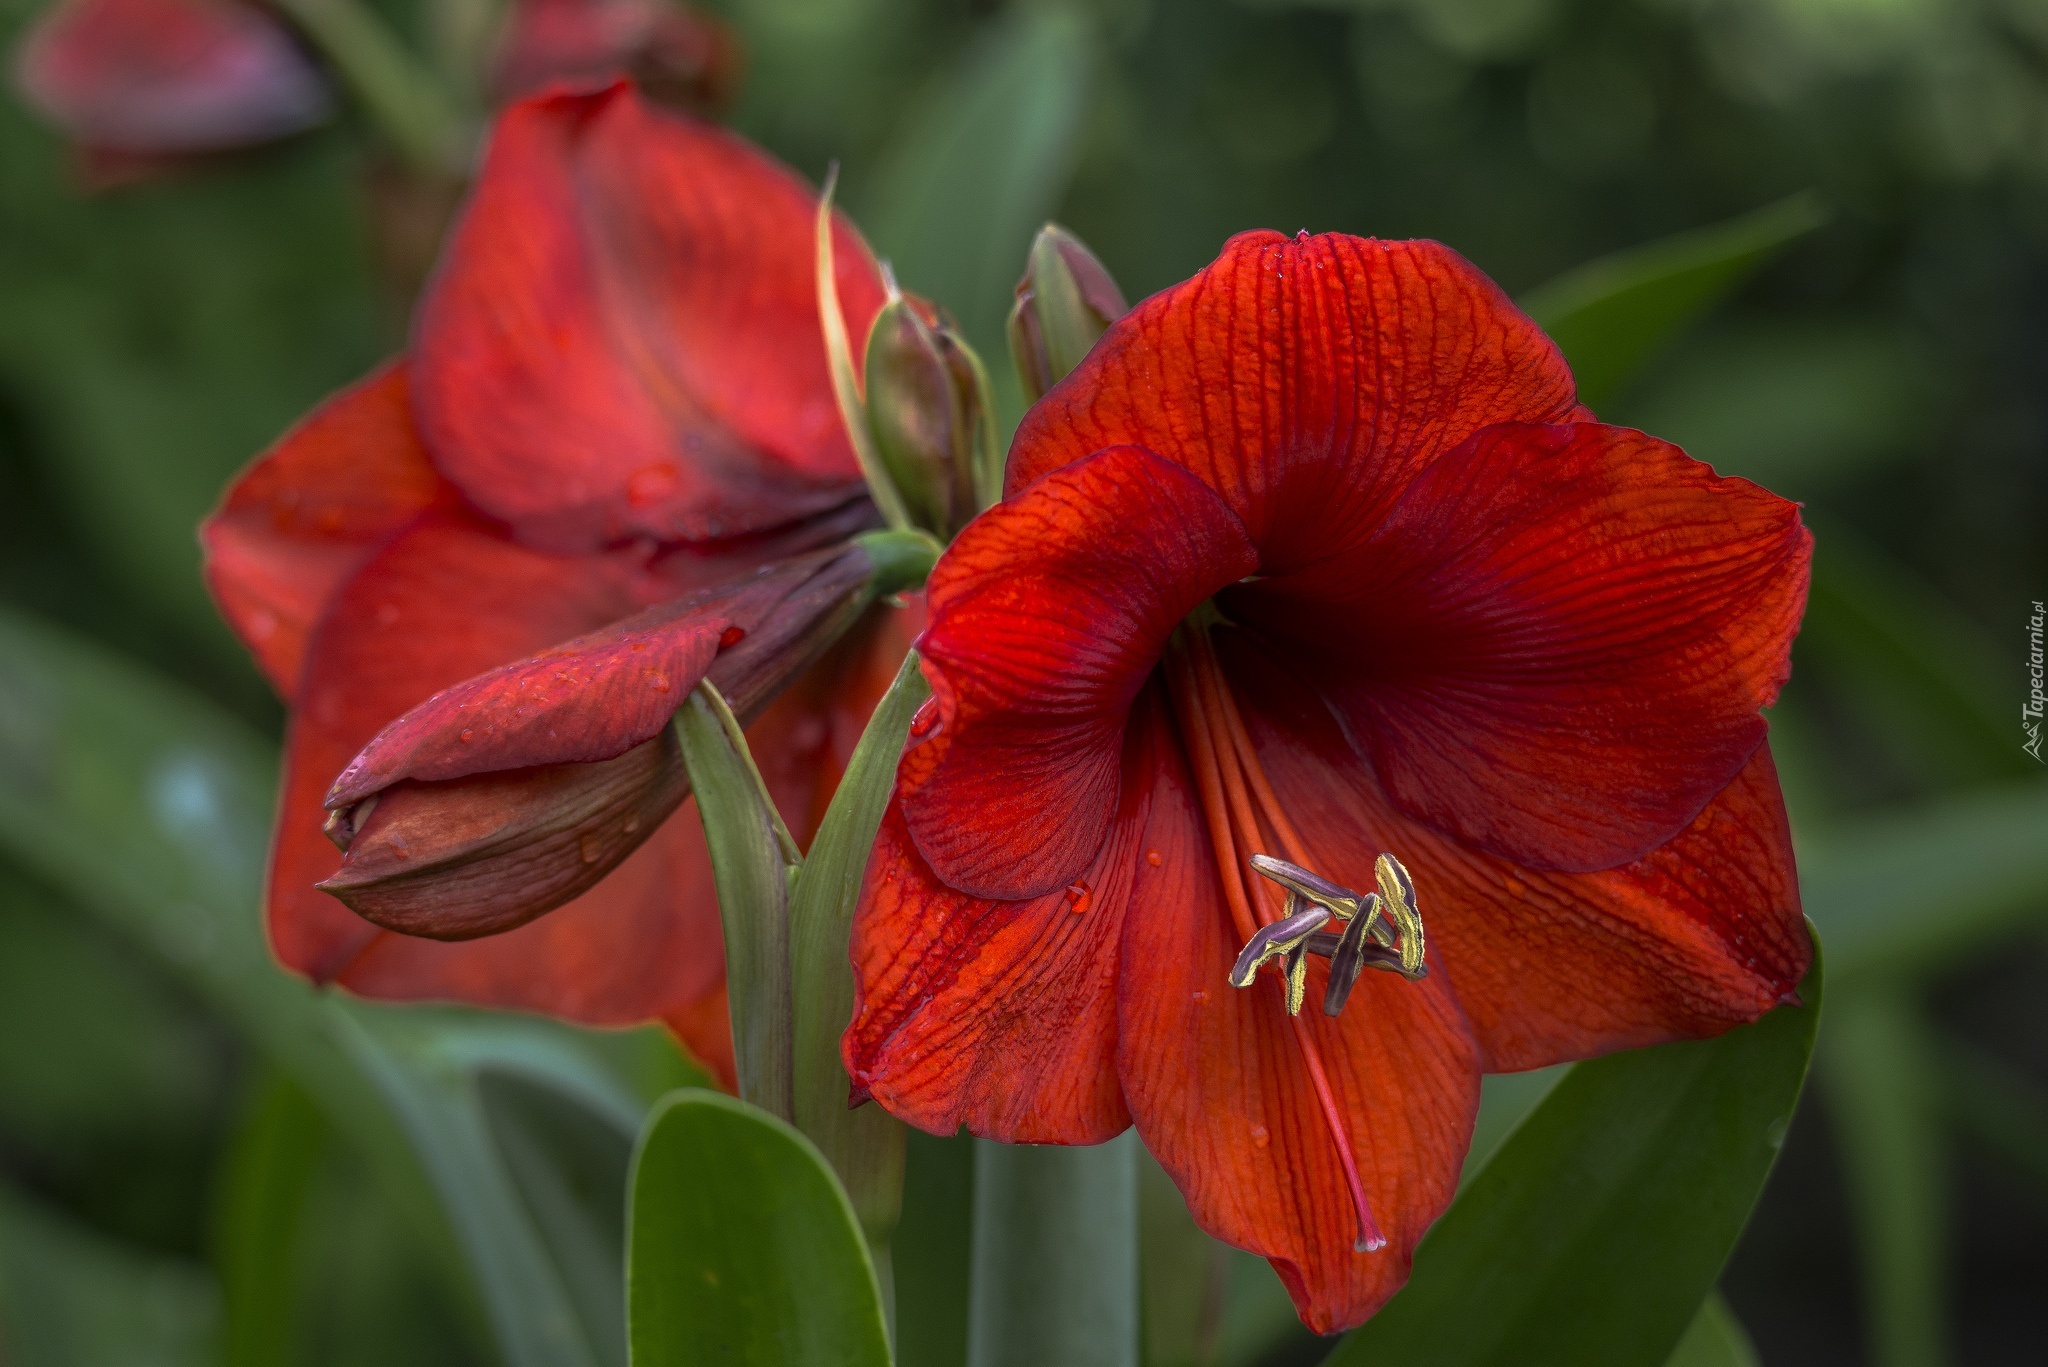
[579,832,603,864]
[908,699,940,738]
[458,729,473,743]
[1250,1123,1269,1149]
[626,462,679,507]
[1066,881,1091,915]
[719,626,745,648]
[1145,849,1162,867]
[622,816,640,835]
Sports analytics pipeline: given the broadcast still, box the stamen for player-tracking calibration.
[1227,894,1330,992]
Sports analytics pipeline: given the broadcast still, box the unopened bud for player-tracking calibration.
[316,535,932,938]
[1006,224,1128,404]
[863,295,994,537]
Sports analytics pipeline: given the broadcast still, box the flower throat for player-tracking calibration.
[1162,610,1428,1255]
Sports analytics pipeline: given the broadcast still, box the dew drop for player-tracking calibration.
[1250,1123,1270,1149]
[579,832,603,864]
[626,462,679,507]
[1192,990,1209,1004]
[1066,882,1091,915]
[458,729,474,743]
[622,816,640,835]
[908,699,940,738]
[1145,849,1162,867]
[719,626,745,649]
[650,672,671,693]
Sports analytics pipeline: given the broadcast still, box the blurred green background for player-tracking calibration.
[1,0,2045,1364]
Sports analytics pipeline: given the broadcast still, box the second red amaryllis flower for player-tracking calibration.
[845,231,1812,1331]
[204,82,903,1080]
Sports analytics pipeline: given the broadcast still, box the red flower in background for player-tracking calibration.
[12,0,331,175]
[204,83,901,1082]
[491,0,740,113]
[845,231,1813,1331]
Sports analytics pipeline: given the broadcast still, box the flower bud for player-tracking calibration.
[1006,224,1128,404]
[316,536,928,938]
[13,0,333,173]
[863,296,993,538]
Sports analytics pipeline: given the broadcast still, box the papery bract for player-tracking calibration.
[203,83,898,1084]
[845,231,1812,1332]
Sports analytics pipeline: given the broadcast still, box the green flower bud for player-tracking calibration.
[863,293,998,538]
[1007,223,1129,403]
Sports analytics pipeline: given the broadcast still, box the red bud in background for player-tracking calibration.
[490,0,741,114]
[12,0,332,165]
[1007,223,1128,404]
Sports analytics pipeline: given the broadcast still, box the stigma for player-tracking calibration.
[1229,853,1428,1018]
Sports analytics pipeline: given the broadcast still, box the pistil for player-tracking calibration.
[1163,614,1429,1255]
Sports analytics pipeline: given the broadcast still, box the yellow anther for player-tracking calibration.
[1374,853,1425,978]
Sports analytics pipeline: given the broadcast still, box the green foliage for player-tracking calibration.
[1664,1295,1761,1367]
[215,1074,326,1367]
[1520,194,1827,409]
[1327,952,1822,1367]
[626,1089,891,1367]
[789,652,928,1251]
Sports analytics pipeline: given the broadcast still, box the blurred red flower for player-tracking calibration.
[844,230,1813,1332]
[203,83,901,1083]
[11,0,331,175]
[491,0,740,113]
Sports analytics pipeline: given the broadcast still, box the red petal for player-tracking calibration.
[1225,639,1811,1072]
[903,445,1256,900]
[14,0,330,153]
[1113,690,1480,1335]
[1008,232,1580,555]
[324,553,856,809]
[1235,422,1810,872]
[843,704,1194,1143]
[412,83,885,550]
[201,363,448,696]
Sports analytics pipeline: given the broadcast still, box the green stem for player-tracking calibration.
[273,0,467,173]
[967,1134,1140,1367]
[674,683,796,1121]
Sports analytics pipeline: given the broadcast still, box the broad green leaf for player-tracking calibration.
[1326,947,1822,1367]
[1663,1293,1760,1367]
[1520,193,1827,408]
[215,1073,327,1367]
[790,651,928,1248]
[1611,322,1932,499]
[1460,1064,1568,1185]
[0,606,648,1367]
[862,5,1096,362]
[340,1008,646,1367]
[1138,1148,1230,1367]
[969,1134,1139,1367]
[1799,782,2048,982]
[627,1089,891,1367]
[674,685,798,1119]
[0,1178,219,1367]
[1819,990,1949,1367]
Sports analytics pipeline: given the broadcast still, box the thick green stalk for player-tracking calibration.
[272,0,466,172]
[674,683,797,1121]
[967,1134,1140,1367]
[790,654,928,1273]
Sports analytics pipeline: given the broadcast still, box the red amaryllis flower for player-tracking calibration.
[844,231,1813,1332]
[203,82,899,1081]
[12,0,330,174]
[490,0,740,113]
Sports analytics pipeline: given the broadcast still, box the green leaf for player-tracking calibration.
[1939,1034,2048,1201]
[893,1130,977,1367]
[337,1007,645,1367]
[1819,990,1950,1367]
[1138,1149,1231,1367]
[861,6,1097,362]
[215,1072,327,1367]
[1519,193,1827,408]
[0,606,649,1367]
[1326,943,1822,1367]
[627,1088,891,1367]
[0,1178,219,1367]
[673,683,798,1119]
[790,651,928,1249]
[1460,1064,1569,1186]
[969,1134,1139,1367]
[1663,1293,1760,1367]
[1799,783,2048,983]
